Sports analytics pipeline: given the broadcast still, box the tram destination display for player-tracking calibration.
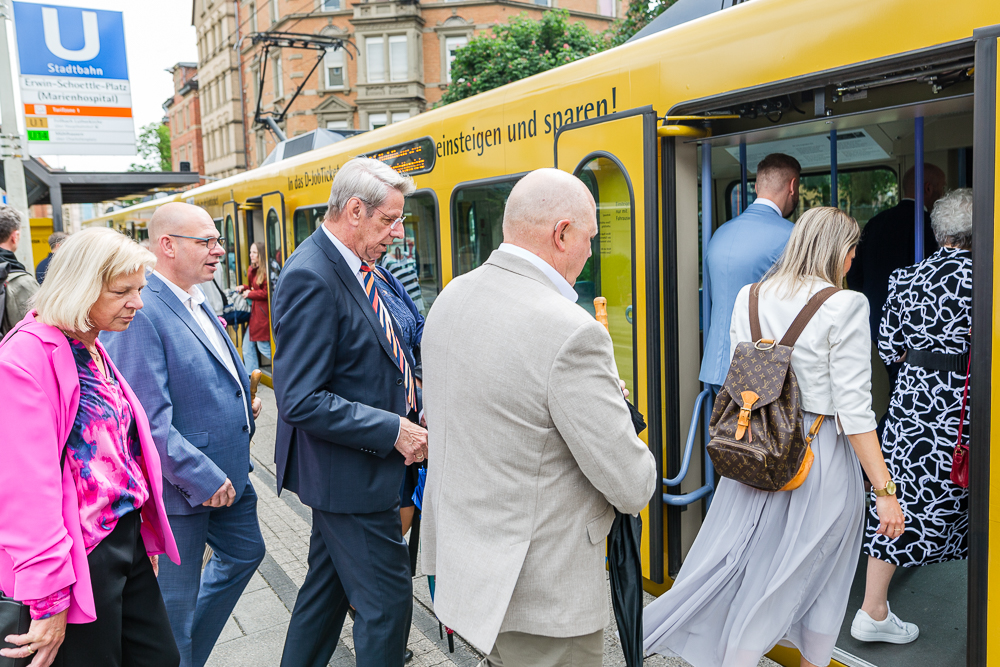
[12,2,136,156]
[363,138,435,175]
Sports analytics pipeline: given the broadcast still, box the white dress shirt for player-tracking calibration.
[753,197,784,217]
[497,243,578,302]
[154,270,251,430]
[730,279,877,435]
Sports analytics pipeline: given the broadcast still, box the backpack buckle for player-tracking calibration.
[735,391,760,441]
[755,339,776,351]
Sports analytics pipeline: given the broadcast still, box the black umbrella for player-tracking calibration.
[595,298,646,667]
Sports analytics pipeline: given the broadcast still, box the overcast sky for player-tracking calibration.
[3,0,197,172]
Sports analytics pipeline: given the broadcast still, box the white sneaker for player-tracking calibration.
[850,603,919,644]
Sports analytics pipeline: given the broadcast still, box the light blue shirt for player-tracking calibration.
[698,201,794,386]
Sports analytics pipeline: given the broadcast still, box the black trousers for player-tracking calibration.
[280,505,412,667]
[54,510,179,667]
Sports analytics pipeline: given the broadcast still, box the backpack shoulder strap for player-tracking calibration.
[779,286,840,347]
[749,283,763,342]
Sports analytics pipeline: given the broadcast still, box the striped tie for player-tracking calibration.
[360,264,416,413]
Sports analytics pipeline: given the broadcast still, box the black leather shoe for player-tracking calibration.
[404,649,413,663]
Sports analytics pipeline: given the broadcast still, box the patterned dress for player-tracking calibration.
[865,246,971,566]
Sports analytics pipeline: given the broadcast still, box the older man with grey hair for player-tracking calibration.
[421,168,657,667]
[272,157,427,667]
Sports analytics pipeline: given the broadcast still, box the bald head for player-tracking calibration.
[902,164,947,209]
[502,168,597,285]
[149,202,224,291]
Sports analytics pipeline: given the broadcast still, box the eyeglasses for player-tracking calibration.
[359,199,405,230]
[169,234,226,250]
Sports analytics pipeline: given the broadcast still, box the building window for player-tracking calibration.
[269,0,279,23]
[366,37,385,83]
[324,48,345,89]
[392,111,410,123]
[251,65,260,106]
[248,1,256,31]
[389,35,407,82]
[272,54,283,98]
[533,0,550,5]
[321,0,340,10]
[326,120,349,130]
[369,113,387,130]
[444,35,467,83]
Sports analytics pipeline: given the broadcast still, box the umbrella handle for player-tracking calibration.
[250,369,262,402]
[594,297,609,333]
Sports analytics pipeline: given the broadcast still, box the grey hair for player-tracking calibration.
[760,206,860,297]
[931,188,973,250]
[325,157,415,220]
[0,204,22,244]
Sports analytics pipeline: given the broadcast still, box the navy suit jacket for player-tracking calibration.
[271,227,412,515]
[102,273,254,515]
[698,202,794,386]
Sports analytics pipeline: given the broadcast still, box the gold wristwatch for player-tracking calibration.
[873,479,897,497]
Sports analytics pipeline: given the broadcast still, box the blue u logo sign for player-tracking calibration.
[41,7,100,61]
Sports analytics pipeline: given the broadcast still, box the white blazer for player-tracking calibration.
[729,279,878,435]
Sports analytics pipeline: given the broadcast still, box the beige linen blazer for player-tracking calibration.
[421,250,658,652]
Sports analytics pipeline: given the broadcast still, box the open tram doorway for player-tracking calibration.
[670,43,978,667]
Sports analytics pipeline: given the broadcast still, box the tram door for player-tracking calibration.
[262,192,286,367]
[554,106,664,583]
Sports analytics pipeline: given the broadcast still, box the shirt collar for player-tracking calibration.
[321,224,363,276]
[752,197,784,217]
[497,243,578,302]
[154,270,206,308]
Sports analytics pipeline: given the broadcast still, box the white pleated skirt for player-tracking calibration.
[643,414,864,667]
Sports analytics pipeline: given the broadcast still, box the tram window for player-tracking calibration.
[725,167,898,225]
[576,155,635,400]
[293,205,327,246]
[265,207,283,291]
[378,192,439,315]
[451,176,522,276]
[223,214,237,289]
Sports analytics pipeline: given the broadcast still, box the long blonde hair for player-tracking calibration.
[759,207,860,297]
[250,241,267,289]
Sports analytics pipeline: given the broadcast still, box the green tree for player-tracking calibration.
[130,122,172,172]
[605,0,676,48]
[440,10,610,106]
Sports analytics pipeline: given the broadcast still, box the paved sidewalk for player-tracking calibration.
[204,386,778,667]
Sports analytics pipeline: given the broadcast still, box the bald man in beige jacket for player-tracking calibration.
[421,169,658,667]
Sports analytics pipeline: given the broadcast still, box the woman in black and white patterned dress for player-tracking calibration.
[851,188,973,644]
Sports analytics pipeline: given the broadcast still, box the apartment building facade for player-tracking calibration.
[194,0,249,179]
[163,63,205,176]
[237,0,620,168]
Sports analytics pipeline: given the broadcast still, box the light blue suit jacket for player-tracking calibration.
[102,273,254,515]
[699,202,794,386]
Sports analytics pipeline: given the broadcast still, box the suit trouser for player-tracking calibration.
[280,505,412,667]
[483,629,604,667]
[54,510,179,667]
[157,481,266,667]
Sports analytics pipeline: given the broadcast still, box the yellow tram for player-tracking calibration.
[83,1,1000,664]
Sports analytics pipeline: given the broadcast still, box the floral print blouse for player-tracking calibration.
[24,337,150,619]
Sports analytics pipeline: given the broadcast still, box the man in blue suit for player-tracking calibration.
[699,153,801,389]
[272,158,428,667]
[103,202,265,667]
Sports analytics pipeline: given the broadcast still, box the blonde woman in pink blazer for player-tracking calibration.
[0,228,180,667]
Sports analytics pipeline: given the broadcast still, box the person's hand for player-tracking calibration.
[252,397,262,419]
[874,494,905,539]
[150,555,159,577]
[203,478,236,507]
[1,608,67,666]
[235,285,246,293]
[619,379,629,399]
[394,417,428,465]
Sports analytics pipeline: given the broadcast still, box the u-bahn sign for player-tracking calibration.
[12,2,136,156]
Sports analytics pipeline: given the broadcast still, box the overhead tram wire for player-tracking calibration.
[229,0,333,46]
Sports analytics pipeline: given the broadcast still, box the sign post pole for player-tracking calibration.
[0,0,35,269]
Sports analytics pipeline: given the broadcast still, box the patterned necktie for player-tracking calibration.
[359,264,416,412]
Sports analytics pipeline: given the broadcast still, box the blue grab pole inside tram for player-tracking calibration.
[830,129,838,207]
[701,141,713,351]
[914,117,925,262]
[739,140,748,214]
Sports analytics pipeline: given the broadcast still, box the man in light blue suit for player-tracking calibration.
[699,154,801,388]
[103,203,265,667]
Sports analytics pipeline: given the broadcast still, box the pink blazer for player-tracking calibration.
[0,312,180,623]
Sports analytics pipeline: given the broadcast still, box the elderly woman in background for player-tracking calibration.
[0,228,180,667]
[852,188,974,644]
